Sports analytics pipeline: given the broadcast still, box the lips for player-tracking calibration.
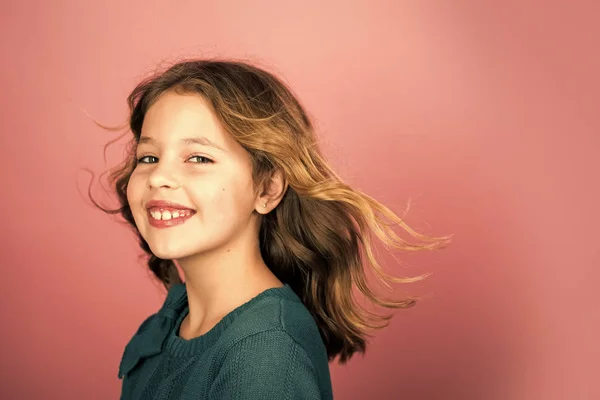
[145,199,195,211]
[143,199,197,229]
[145,203,195,230]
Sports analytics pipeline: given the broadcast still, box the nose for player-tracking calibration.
[146,162,181,190]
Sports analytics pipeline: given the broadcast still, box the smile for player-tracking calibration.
[147,208,196,228]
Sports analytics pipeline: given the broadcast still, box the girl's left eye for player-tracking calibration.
[189,155,213,164]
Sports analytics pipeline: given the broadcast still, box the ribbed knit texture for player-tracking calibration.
[118,283,334,399]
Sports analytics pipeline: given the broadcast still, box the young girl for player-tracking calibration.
[92,59,451,399]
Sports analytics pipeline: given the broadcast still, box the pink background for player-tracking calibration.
[1,1,598,399]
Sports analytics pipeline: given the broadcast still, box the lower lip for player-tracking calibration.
[147,211,196,229]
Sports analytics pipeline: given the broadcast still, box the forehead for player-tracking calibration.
[140,91,230,148]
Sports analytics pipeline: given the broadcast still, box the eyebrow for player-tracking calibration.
[138,136,227,152]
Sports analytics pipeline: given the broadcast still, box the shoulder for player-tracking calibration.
[210,296,332,391]
[210,328,333,399]
[222,295,326,358]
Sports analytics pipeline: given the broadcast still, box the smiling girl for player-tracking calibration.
[92,59,451,399]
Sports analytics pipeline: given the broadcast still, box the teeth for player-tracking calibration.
[149,208,191,220]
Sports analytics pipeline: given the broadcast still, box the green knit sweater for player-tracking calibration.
[118,282,334,399]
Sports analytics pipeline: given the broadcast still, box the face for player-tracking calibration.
[126,90,260,260]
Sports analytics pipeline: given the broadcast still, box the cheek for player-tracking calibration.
[207,185,254,222]
[126,173,143,209]
[125,178,145,231]
[210,188,236,217]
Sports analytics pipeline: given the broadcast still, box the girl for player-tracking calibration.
[92,59,451,399]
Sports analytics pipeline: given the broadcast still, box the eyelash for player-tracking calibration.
[136,154,214,164]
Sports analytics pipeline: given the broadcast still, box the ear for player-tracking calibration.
[255,168,288,214]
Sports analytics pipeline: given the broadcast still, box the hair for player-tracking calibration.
[88,58,452,365]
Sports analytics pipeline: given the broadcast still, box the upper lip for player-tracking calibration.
[145,200,195,211]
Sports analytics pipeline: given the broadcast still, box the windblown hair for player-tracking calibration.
[90,58,452,364]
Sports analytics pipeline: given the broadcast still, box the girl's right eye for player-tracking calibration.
[137,156,157,163]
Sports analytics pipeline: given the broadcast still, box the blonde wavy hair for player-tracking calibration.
[89,58,452,364]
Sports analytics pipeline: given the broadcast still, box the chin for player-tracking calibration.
[147,242,194,261]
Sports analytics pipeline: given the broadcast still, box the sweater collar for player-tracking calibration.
[118,282,299,378]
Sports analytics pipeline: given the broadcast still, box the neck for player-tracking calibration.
[175,228,283,337]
